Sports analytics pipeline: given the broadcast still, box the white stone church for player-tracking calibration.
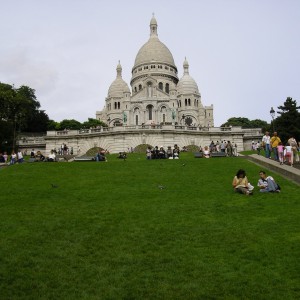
[96,15,214,128]
[26,15,261,155]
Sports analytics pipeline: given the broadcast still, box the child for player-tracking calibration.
[285,142,293,166]
[277,142,284,165]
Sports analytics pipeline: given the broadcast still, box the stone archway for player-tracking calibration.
[134,144,153,153]
[85,147,104,156]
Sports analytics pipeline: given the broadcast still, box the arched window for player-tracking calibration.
[165,83,169,94]
[114,102,117,109]
[146,104,153,120]
[134,87,137,92]
[179,100,181,107]
[135,115,138,125]
[139,84,142,90]
[118,102,120,109]
[163,114,165,123]
[185,99,187,106]
[188,98,191,106]
[158,82,163,90]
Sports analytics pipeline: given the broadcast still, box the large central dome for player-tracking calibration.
[134,37,175,67]
[133,15,176,68]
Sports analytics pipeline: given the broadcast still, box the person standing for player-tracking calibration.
[285,142,293,167]
[256,141,261,155]
[270,132,281,161]
[17,150,24,163]
[277,142,284,165]
[262,131,271,158]
[226,141,233,157]
[288,137,299,163]
[10,151,17,165]
[220,141,226,153]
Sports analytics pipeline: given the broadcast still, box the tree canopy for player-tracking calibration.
[0,83,50,151]
[273,97,300,143]
[221,117,269,132]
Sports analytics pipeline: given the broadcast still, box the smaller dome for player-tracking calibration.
[108,61,130,98]
[177,58,199,95]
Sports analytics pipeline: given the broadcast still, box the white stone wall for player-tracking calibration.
[45,127,261,155]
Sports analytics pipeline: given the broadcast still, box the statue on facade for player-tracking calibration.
[172,109,176,120]
[123,112,127,123]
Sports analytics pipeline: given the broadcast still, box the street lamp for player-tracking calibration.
[270,107,275,132]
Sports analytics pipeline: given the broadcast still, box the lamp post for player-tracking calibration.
[270,107,275,132]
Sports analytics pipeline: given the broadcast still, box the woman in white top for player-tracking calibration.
[10,151,17,165]
[203,146,210,158]
[17,151,24,163]
[285,142,293,166]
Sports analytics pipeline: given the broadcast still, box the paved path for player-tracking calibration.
[245,154,300,185]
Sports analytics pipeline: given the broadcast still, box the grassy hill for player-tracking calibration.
[0,153,299,299]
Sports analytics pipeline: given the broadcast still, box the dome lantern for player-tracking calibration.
[116,60,122,77]
[150,13,158,37]
[183,57,189,75]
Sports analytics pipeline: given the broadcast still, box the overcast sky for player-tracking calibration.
[1,0,299,126]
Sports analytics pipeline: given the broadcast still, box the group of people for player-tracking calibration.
[261,132,299,167]
[199,140,238,158]
[146,145,180,159]
[0,150,24,165]
[30,149,57,162]
[232,169,280,195]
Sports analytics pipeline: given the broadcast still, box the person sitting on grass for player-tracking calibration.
[118,152,127,159]
[232,169,253,195]
[96,150,106,162]
[47,150,56,162]
[203,146,211,158]
[35,151,45,162]
[257,171,280,193]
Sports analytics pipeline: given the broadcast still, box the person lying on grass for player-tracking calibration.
[232,169,253,195]
[257,171,281,193]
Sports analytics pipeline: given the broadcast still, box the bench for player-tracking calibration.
[194,152,203,158]
[74,156,96,162]
[211,152,227,157]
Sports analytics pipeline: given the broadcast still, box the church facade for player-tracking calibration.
[96,15,214,128]
[41,16,262,155]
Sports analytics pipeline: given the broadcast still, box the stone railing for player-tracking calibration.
[46,126,262,137]
[17,136,46,145]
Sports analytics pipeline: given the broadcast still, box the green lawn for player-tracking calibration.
[0,153,299,299]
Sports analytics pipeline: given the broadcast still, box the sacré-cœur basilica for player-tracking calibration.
[41,16,261,155]
[96,15,213,129]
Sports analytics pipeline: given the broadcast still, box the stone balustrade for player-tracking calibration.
[46,125,259,137]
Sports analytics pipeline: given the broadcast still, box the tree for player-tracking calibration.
[47,120,60,131]
[221,117,252,128]
[0,82,50,151]
[82,118,107,128]
[57,119,82,130]
[221,117,269,132]
[274,97,300,143]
